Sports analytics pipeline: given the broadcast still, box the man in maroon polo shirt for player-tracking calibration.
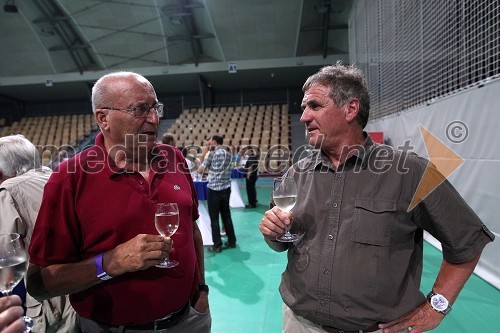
[27,72,211,332]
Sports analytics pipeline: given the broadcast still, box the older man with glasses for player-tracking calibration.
[27,71,211,333]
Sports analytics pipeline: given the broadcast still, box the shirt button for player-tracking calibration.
[337,173,343,178]
[323,268,329,274]
[320,301,326,306]
[333,203,338,208]
[328,235,334,240]
[139,180,144,185]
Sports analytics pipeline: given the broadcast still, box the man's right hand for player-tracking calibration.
[27,234,174,301]
[259,206,293,240]
[105,234,172,276]
[0,295,25,333]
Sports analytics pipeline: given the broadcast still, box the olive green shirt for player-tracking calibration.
[272,135,494,330]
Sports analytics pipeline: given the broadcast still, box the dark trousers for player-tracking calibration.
[246,175,258,206]
[207,188,236,247]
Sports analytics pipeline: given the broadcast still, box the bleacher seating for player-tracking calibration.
[166,103,291,174]
[0,114,97,166]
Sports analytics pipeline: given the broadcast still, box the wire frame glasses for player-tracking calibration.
[99,102,164,118]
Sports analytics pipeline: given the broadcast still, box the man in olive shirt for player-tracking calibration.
[259,62,494,333]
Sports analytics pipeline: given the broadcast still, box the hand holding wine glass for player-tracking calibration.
[154,203,180,268]
[0,234,33,332]
[273,177,300,242]
[0,294,25,333]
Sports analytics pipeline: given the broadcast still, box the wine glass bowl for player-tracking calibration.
[154,203,180,268]
[0,233,34,332]
[273,177,300,242]
[0,234,27,295]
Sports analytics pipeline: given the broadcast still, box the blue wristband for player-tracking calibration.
[94,253,113,281]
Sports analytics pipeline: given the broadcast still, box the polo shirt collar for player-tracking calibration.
[93,132,169,178]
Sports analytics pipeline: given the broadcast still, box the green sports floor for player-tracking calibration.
[204,179,500,333]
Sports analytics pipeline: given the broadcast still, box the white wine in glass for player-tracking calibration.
[154,203,180,268]
[0,233,34,332]
[273,177,300,242]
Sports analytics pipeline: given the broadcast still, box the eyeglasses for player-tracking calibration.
[99,102,164,118]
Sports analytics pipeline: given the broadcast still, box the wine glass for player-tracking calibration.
[154,203,180,268]
[273,177,299,242]
[0,233,34,332]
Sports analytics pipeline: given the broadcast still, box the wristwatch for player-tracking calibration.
[198,283,209,295]
[427,291,452,315]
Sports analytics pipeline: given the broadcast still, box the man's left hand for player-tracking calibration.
[378,301,444,333]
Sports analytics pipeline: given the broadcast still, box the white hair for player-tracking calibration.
[0,134,41,178]
[91,71,146,114]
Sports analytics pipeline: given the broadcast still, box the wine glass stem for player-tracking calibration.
[23,316,33,332]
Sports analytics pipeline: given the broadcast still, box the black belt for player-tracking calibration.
[321,322,380,333]
[117,302,189,331]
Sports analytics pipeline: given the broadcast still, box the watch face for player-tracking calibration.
[431,294,449,311]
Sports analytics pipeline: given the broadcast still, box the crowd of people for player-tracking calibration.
[0,64,494,333]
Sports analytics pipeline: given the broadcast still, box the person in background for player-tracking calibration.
[0,134,79,333]
[197,135,236,252]
[27,71,211,332]
[0,295,26,333]
[242,147,259,208]
[50,149,70,170]
[182,146,200,180]
[228,145,240,167]
[259,62,494,333]
[161,132,176,146]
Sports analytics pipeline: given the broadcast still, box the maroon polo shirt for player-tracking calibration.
[29,133,200,325]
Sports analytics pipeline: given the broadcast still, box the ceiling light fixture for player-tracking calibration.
[3,0,18,13]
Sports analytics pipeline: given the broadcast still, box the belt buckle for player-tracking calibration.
[154,312,173,331]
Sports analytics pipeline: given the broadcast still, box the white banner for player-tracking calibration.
[366,79,500,289]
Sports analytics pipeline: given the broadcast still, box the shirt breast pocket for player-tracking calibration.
[351,198,396,246]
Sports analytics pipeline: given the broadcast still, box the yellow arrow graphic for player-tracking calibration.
[408,124,465,211]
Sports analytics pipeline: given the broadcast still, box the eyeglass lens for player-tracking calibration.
[136,103,163,117]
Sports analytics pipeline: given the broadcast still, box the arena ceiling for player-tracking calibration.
[0,0,352,103]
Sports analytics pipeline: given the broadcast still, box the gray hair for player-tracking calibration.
[0,135,41,178]
[91,71,146,114]
[303,61,370,129]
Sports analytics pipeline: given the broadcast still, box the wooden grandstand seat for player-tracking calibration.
[0,113,96,166]
[162,103,291,174]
